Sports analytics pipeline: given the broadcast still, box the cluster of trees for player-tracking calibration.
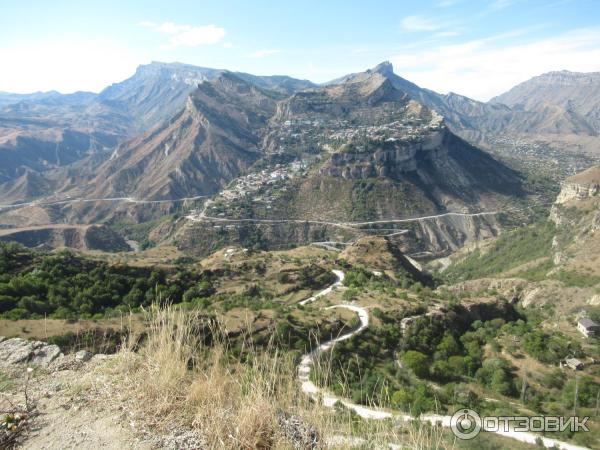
[503,319,582,364]
[322,311,524,413]
[342,267,419,301]
[297,265,336,290]
[0,242,214,319]
[323,302,600,428]
[399,318,511,385]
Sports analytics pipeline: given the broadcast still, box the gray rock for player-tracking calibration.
[0,337,63,367]
[74,350,93,362]
[30,342,62,365]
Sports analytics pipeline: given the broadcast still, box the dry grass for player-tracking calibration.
[110,303,455,449]
[115,305,323,448]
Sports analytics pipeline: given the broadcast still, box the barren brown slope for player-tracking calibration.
[568,164,600,184]
[0,224,130,252]
[491,70,600,133]
[89,72,278,200]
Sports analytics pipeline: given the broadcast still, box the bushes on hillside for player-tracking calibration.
[0,242,209,319]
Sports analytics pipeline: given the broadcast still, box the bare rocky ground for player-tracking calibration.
[0,338,204,450]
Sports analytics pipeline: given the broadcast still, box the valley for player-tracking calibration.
[2,58,600,450]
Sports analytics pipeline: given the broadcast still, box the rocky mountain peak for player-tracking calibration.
[370,61,394,77]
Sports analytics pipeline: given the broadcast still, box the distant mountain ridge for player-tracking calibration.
[89,72,278,200]
[0,62,536,257]
[352,63,600,145]
[490,70,600,134]
[0,62,316,200]
[2,61,600,206]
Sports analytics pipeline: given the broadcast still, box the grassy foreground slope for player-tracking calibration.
[443,221,555,282]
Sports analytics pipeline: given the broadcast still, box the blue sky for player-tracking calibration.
[1,0,599,100]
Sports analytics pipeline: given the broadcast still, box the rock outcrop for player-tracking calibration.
[320,129,445,179]
[554,165,600,205]
[0,337,62,367]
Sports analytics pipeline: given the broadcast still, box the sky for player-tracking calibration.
[0,0,599,100]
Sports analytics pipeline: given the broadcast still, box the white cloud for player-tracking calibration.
[155,22,190,34]
[223,42,233,48]
[389,27,600,101]
[0,39,142,93]
[140,21,226,49]
[401,15,444,32]
[247,49,281,58]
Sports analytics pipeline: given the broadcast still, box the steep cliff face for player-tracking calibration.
[298,127,522,221]
[549,165,600,270]
[320,129,445,179]
[554,165,600,205]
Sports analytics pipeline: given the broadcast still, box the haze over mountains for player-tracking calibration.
[0,62,315,192]
[0,60,599,255]
[1,60,599,197]
[491,70,600,134]
[1,62,524,205]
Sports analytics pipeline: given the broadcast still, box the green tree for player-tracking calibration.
[402,350,430,378]
[562,377,600,409]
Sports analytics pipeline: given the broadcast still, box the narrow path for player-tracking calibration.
[298,270,345,306]
[0,195,207,211]
[193,202,554,226]
[298,271,590,450]
[186,201,554,235]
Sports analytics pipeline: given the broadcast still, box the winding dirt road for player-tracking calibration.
[298,271,590,450]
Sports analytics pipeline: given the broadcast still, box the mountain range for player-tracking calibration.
[1,61,599,256]
[0,62,314,194]
[1,61,599,197]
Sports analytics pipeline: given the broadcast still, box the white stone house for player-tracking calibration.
[577,318,600,337]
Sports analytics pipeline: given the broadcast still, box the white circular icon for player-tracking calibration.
[450,408,482,440]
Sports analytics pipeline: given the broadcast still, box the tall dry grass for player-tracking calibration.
[116,304,325,448]
[113,303,455,449]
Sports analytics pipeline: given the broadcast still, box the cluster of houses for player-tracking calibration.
[192,161,313,221]
[326,119,441,144]
[218,163,306,205]
[269,107,444,156]
[487,135,600,176]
